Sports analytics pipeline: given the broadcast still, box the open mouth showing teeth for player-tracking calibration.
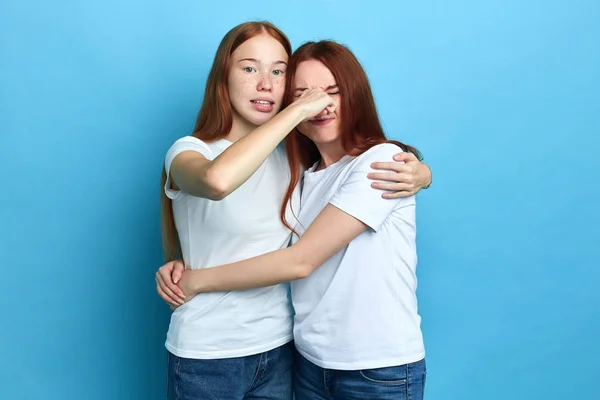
[251,100,273,105]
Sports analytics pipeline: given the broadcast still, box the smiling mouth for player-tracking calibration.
[251,100,274,105]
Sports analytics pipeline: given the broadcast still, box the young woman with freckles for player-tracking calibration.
[156,22,432,400]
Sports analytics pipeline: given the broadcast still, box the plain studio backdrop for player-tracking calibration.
[1,0,598,399]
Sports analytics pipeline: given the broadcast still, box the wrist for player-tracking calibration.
[189,269,204,294]
[285,102,309,125]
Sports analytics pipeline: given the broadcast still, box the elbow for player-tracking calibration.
[206,187,228,201]
[294,262,315,280]
[203,168,231,201]
[287,247,317,280]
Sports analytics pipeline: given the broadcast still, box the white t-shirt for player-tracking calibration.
[290,143,425,370]
[163,136,300,359]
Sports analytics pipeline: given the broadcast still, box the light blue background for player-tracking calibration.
[1,0,598,399]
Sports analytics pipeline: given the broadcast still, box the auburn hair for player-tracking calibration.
[279,40,422,233]
[160,21,292,261]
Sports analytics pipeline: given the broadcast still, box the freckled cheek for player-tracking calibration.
[230,77,259,101]
[273,79,285,97]
[239,77,257,88]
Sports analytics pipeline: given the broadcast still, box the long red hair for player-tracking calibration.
[279,40,422,232]
[161,21,292,261]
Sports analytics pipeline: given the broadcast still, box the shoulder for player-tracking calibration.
[348,143,403,170]
[168,136,213,155]
[166,136,214,165]
[165,136,214,175]
[360,143,403,160]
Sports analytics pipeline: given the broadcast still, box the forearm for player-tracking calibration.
[180,205,368,297]
[188,247,309,294]
[206,104,305,195]
[186,205,368,294]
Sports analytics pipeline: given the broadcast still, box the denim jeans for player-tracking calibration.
[294,350,426,400]
[166,341,294,400]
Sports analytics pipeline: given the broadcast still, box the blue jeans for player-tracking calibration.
[294,350,426,400]
[167,341,294,400]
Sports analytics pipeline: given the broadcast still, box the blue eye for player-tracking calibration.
[273,70,284,76]
[244,67,256,73]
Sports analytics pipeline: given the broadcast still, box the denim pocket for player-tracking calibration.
[359,365,408,386]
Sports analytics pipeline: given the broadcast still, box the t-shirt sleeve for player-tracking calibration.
[329,143,414,232]
[164,136,213,200]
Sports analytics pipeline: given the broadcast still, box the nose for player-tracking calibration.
[257,73,273,92]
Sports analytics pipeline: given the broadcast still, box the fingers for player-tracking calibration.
[325,103,337,114]
[157,287,180,308]
[314,91,337,114]
[159,264,185,297]
[325,93,338,110]
[371,181,414,192]
[156,278,181,309]
[314,107,331,120]
[393,152,418,162]
[305,88,338,111]
[370,162,413,173]
[156,273,184,306]
[381,189,417,199]
[156,272,185,306]
[367,172,413,183]
[300,87,326,100]
[172,261,185,284]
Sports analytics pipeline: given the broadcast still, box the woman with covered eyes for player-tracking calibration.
[156,21,431,400]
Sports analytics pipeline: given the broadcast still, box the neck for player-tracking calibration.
[224,111,258,143]
[314,140,347,171]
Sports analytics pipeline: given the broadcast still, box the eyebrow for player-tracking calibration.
[294,85,338,92]
[237,58,288,65]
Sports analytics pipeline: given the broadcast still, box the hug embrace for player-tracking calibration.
[155,20,432,400]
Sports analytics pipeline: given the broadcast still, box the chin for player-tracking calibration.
[245,109,280,126]
[301,130,340,146]
[313,138,340,147]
